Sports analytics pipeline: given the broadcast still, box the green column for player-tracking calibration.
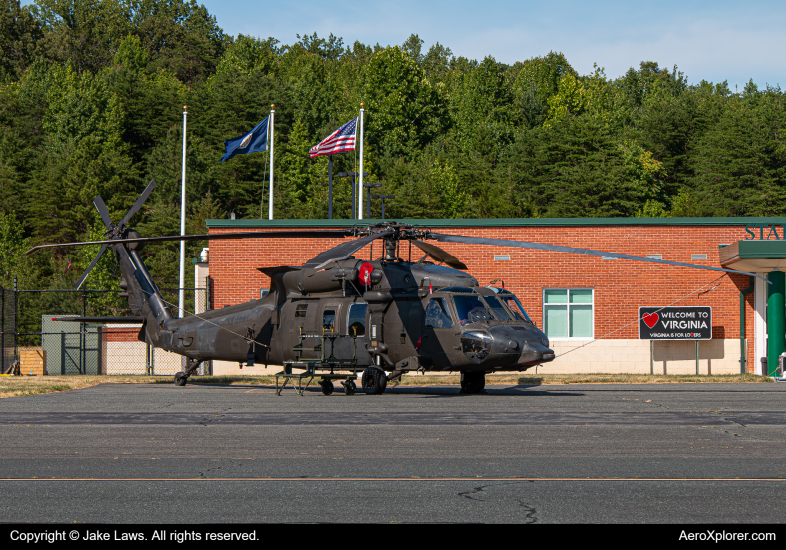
[767,270,785,377]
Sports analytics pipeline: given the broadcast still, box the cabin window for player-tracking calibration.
[543,288,593,339]
[323,309,337,331]
[295,304,308,318]
[347,303,367,337]
[425,298,454,329]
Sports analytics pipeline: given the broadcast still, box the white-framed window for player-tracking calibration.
[543,288,594,339]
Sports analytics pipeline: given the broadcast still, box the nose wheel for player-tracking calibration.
[460,372,485,394]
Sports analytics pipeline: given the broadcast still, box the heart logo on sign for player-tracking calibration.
[642,312,659,329]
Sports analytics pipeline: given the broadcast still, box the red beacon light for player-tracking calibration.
[358,262,374,290]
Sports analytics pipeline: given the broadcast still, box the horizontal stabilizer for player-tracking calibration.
[257,266,302,276]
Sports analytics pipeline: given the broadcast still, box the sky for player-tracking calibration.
[196,0,785,91]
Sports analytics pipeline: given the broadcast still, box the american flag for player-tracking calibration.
[309,117,357,158]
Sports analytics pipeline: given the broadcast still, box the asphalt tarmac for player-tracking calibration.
[2,381,786,523]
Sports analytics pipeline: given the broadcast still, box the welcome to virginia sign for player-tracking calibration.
[638,306,712,340]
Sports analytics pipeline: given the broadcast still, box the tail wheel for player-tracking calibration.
[460,372,484,394]
[174,372,187,387]
[362,367,387,395]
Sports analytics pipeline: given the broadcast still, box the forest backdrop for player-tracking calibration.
[1,0,785,297]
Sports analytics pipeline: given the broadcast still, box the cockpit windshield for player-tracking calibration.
[482,295,512,321]
[449,291,534,325]
[499,294,533,324]
[453,295,490,326]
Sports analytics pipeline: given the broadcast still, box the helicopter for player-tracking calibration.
[28,180,767,395]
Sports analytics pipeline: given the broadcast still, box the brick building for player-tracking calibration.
[204,217,786,376]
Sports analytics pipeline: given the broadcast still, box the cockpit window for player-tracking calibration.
[482,295,512,321]
[425,297,454,328]
[500,295,533,324]
[453,295,489,326]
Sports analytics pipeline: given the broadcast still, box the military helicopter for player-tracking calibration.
[28,180,766,395]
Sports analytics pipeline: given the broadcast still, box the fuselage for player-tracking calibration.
[158,258,555,373]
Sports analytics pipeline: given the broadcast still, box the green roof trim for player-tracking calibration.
[737,240,786,259]
[206,217,786,228]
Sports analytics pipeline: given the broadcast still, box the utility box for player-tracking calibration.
[19,349,46,376]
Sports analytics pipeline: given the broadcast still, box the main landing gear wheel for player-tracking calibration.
[343,380,356,396]
[362,367,387,395]
[174,372,187,387]
[460,372,485,394]
[320,380,334,396]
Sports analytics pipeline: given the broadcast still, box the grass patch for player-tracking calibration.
[0,375,169,399]
[0,372,774,398]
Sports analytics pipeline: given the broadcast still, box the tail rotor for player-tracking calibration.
[74,179,156,290]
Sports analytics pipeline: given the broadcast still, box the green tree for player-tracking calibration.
[690,94,786,216]
[105,34,187,162]
[0,211,27,286]
[363,46,446,159]
[448,56,516,157]
[513,51,576,107]
[0,0,43,82]
[131,0,227,83]
[506,114,650,218]
[43,62,124,148]
[32,0,131,74]
[430,159,468,218]
[215,34,279,77]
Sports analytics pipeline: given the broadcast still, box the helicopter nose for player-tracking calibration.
[518,342,555,364]
[487,325,554,364]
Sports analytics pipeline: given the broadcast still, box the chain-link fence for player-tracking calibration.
[3,277,211,376]
[1,284,17,374]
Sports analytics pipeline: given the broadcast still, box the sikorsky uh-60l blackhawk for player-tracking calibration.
[29,181,765,395]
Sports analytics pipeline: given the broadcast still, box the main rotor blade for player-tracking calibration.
[304,230,394,269]
[25,230,352,255]
[427,233,770,283]
[118,179,156,227]
[93,195,113,229]
[411,240,468,270]
[74,244,108,290]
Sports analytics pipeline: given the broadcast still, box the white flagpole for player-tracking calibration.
[269,105,275,220]
[358,104,364,220]
[178,105,187,318]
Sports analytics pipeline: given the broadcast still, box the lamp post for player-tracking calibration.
[363,183,381,218]
[371,194,395,220]
[337,171,368,219]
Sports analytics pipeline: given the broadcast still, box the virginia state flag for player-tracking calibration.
[221,116,269,162]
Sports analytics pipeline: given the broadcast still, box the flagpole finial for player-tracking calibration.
[183,105,187,111]
[271,104,275,109]
[361,103,364,108]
